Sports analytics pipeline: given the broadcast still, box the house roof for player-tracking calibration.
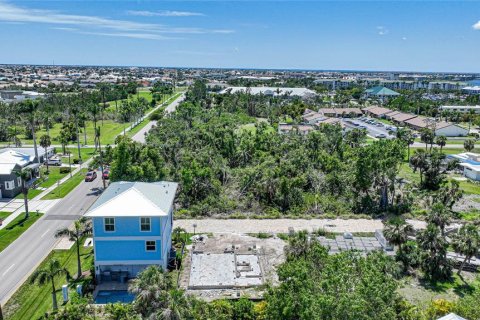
[391,113,418,122]
[330,107,363,115]
[0,149,34,174]
[318,108,336,114]
[363,106,392,116]
[384,111,401,117]
[85,181,178,217]
[437,313,467,320]
[404,116,431,128]
[365,86,400,96]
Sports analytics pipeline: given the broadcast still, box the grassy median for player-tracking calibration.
[41,169,88,200]
[0,212,43,253]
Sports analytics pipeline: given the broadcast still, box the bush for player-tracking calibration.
[73,158,80,165]
[59,167,71,174]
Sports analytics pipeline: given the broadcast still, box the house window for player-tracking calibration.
[5,180,15,190]
[104,218,115,232]
[140,217,151,232]
[17,177,21,186]
[146,241,156,251]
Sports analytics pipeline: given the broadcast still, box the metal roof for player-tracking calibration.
[85,181,178,217]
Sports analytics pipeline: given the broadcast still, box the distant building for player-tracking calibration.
[403,116,468,137]
[364,86,400,100]
[0,90,45,103]
[278,123,314,135]
[362,106,393,118]
[462,85,480,95]
[439,105,480,114]
[219,87,316,99]
[85,181,178,282]
[448,153,480,181]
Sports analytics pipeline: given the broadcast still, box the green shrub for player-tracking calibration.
[59,167,71,174]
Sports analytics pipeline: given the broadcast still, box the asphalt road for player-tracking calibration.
[132,93,185,143]
[0,176,103,305]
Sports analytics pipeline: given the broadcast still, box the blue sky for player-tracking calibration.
[0,1,479,72]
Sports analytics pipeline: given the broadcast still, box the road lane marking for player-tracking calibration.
[2,264,15,277]
[41,229,50,238]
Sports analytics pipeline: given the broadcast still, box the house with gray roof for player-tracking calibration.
[85,181,178,281]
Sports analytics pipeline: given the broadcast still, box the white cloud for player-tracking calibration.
[402,36,407,41]
[127,10,204,17]
[473,21,480,30]
[377,26,389,36]
[0,1,232,39]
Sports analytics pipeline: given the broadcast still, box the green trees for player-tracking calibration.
[39,134,51,172]
[17,99,40,163]
[464,138,475,152]
[420,128,435,152]
[383,218,413,257]
[54,218,92,279]
[14,168,32,219]
[435,135,447,152]
[30,259,70,311]
[265,235,403,320]
[452,223,480,275]
[417,223,452,281]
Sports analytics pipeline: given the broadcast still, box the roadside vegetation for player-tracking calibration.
[41,168,88,200]
[0,212,43,252]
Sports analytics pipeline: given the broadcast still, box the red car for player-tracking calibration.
[103,169,110,180]
[85,171,97,182]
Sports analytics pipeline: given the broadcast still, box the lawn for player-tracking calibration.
[15,166,73,200]
[16,120,128,146]
[3,239,94,320]
[41,169,88,200]
[60,147,97,164]
[0,211,12,220]
[106,90,153,111]
[0,212,43,253]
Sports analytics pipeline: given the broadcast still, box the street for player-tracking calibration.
[132,93,185,143]
[0,177,103,305]
[0,92,185,305]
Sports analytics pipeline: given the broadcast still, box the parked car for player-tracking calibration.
[45,156,62,166]
[103,169,110,180]
[375,133,387,139]
[376,123,383,127]
[85,171,97,182]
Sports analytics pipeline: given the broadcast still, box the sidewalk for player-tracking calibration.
[0,199,60,230]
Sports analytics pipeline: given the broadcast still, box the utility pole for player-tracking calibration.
[96,127,106,189]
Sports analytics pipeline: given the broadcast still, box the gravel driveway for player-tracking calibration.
[174,218,427,234]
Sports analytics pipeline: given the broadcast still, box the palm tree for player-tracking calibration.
[14,168,32,219]
[464,139,475,152]
[435,135,447,152]
[426,203,451,237]
[55,218,92,279]
[452,224,480,276]
[417,223,451,280]
[18,99,40,163]
[39,134,51,172]
[383,218,413,256]
[410,149,427,184]
[130,265,172,318]
[88,102,100,150]
[420,128,434,152]
[68,102,82,162]
[30,259,70,311]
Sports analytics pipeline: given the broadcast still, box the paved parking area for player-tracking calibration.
[343,117,395,139]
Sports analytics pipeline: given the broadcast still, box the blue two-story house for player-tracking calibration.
[85,181,178,282]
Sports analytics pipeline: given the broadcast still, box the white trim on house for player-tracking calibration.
[94,236,162,241]
[4,180,14,190]
[145,240,156,252]
[95,260,164,265]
